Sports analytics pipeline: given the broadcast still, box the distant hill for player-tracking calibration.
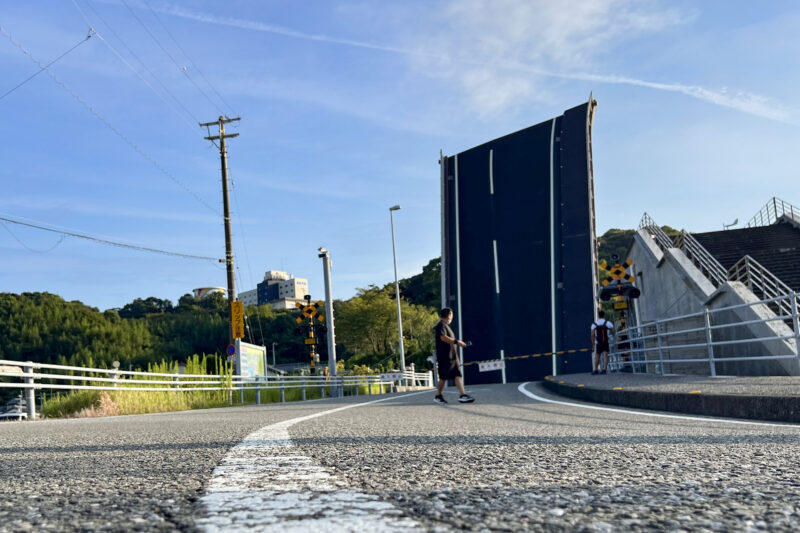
[597,226,679,265]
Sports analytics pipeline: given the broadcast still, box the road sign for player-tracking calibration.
[304,338,317,345]
[379,372,402,381]
[613,301,629,310]
[226,344,236,356]
[600,258,636,286]
[479,360,505,372]
[231,301,244,339]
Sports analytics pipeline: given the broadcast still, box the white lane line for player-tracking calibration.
[518,382,800,429]
[197,392,430,532]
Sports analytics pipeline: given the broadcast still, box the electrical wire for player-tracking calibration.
[0,214,222,262]
[229,162,266,346]
[120,0,228,118]
[0,25,221,216]
[64,0,198,129]
[139,0,237,117]
[0,31,92,102]
[1,222,67,253]
[80,0,200,130]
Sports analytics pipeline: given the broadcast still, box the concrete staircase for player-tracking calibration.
[630,205,800,377]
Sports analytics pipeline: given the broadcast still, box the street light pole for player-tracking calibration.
[318,247,337,382]
[389,205,406,378]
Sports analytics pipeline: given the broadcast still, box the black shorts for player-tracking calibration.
[596,342,609,353]
[437,355,462,380]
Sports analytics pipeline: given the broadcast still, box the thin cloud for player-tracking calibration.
[516,67,792,123]
[147,1,432,58]
[148,1,794,124]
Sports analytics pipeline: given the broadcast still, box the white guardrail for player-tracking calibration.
[608,292,800,376]
[0,360,434,421]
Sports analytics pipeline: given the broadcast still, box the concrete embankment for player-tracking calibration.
[542,372,800,422]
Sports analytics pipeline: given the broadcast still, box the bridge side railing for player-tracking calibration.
[608,292,800,375]
[0,361,434,421]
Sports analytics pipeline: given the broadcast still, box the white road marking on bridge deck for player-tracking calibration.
[197,391,429,532]
[518,382,800,428]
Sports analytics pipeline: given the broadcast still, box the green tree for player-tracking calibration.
[336,286,438,370]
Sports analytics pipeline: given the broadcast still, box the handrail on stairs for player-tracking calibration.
[746,197,800,228]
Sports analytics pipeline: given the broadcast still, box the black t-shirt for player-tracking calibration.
[434,320,457,361]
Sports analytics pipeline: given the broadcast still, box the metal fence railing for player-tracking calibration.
[638,212,675,251]
[728,255,799,318]
[0,360,434,421]
[673,230,728,288]
[746,197,800,228]
[608,292,800,376]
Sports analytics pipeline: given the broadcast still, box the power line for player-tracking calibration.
[0,25,221,216]
[80,0,200,129]
[230,168,266,346]
[139,0,237,117]
[1,222,67,253]
[0,31,92,102]
[0,214,222,262]
[120,0,228,118]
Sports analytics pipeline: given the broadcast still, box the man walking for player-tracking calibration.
[591,310,614,375]
[433,308,474,404]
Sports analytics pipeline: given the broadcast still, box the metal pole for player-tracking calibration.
[389,206,406,379]
[272,342,278,367]
[302,376,306,401]
[318,249,338,387]
[24,362,35,421]
[704,308,717,376]
[656,321,665,375]
[631,323,639,374]
[280,376,285,403]
[791,293,800,366]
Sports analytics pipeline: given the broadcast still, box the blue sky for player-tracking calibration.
[2,0,799,311]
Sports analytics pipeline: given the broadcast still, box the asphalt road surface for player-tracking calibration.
[2,382,800,532]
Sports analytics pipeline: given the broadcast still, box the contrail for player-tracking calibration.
[148,2,791,123]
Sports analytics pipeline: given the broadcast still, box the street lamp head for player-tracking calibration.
[389,205,401,211]
[318,246,328,258]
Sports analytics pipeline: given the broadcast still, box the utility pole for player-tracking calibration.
[201,115,241,345]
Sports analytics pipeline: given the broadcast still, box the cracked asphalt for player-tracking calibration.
[3,382,800,531]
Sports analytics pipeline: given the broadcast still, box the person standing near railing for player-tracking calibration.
[591,310,614,375]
